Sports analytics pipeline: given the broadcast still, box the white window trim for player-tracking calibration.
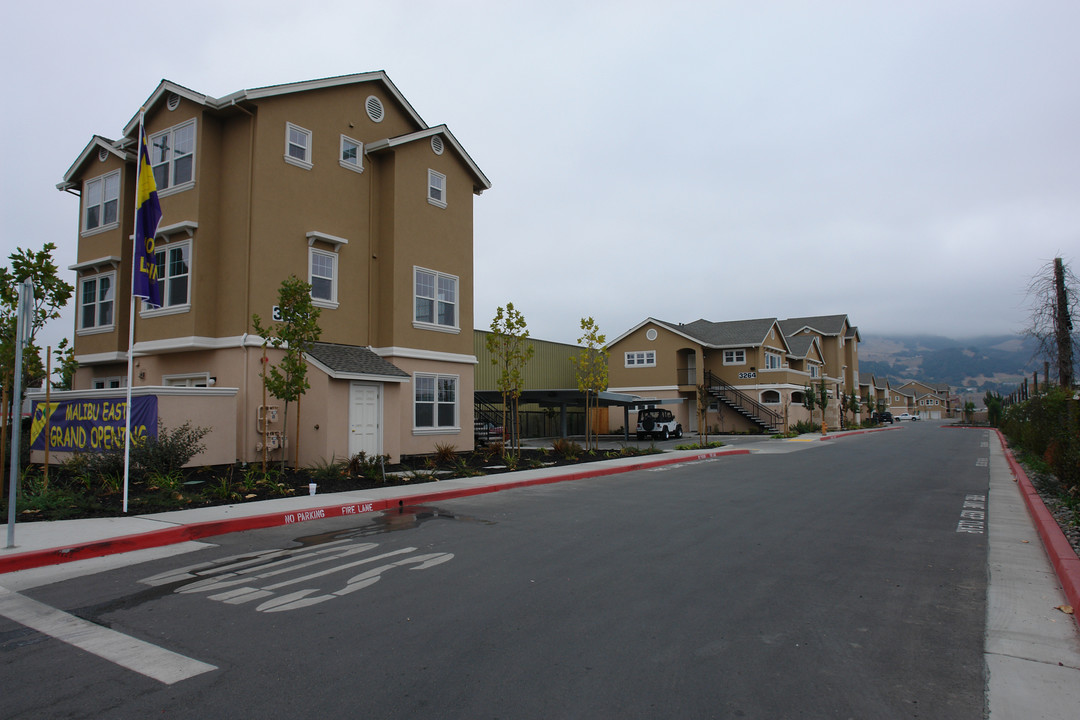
[413,267,460,333]
[427,169,447,208]
[309,247,339,309]
[162,372,211,387]
[624,350,656,368]
[413,372,460,433]
[92,376,125,389]
[81,170,121,236]
[149,118,197,198]
[764,351,782,370]
[77,271,117,335]
[284,122,313,170]
[141,238,192,318]
[760,390,781,405]
[723,349,746,365]
[340,135,363,173]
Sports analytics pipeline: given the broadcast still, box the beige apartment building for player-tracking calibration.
[606,314,860,435]
[54,73,490,465]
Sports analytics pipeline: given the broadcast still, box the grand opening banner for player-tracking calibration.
[30,396,158,453]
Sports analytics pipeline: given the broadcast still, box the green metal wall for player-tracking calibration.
[474,330,582,391]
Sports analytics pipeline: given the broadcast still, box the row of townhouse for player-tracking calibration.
[873,379,954,419]
[50,73,490,467]
[605,314,862,434]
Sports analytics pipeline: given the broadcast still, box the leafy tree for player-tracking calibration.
[963,401,976,424]
[803,385,816,426]
[252,276,322,471]
[0,243,75,396]
[848,391,859,426]
[487,303,533,457]
[571,317,608,452]
[1026,257,1078,389]
[818,380,830,432]
[862,392,876,421]
[696,385,711,444]
[984,391,1003,427]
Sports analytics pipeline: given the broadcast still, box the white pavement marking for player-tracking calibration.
[0,585,216,685]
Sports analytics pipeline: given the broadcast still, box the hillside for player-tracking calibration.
[859,334,1040,396]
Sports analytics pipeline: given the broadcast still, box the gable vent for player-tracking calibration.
[98,148,109,162]
[167,92,181,111]
[430,136,444,155]
[365,95,384,123]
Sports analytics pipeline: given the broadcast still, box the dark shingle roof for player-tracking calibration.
[306,343,410,379]
[785,335,817,358]
[779,314,849,336]
[667,317,779,348]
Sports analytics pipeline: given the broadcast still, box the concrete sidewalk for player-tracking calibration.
[986,435,1080,718]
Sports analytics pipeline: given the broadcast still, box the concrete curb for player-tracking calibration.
[0,447,749,575]
[821,427,898,440]
[994,428,1080,618]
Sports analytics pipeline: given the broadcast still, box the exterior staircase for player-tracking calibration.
[704,370,782,434]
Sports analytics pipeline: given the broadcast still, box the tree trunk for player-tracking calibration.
[1054,258,1074,388]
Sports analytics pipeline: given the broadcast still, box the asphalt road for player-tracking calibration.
[1,421,989,718]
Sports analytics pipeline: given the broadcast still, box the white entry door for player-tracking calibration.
[349,382,381,458]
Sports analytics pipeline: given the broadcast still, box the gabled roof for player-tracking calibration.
[609,316,789,352]
[121,72,426,138]
[57,136,131,190]
[785,334,822,361]
[779,314,851,337]
[366,124,491,193]
[62,72,491,196]
[306,343,410,382]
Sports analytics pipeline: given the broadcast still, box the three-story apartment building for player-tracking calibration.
[57,73,490,465]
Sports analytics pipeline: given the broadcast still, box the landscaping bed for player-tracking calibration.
[2,440,665,522]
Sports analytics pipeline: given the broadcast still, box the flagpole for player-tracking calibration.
[122,110,146,514]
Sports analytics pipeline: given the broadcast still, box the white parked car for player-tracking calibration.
[636,408,683,440]
[896,413,919,421]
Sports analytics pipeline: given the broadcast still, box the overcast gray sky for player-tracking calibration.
[2,0,1077,349]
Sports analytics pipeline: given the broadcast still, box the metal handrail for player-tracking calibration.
[703,370,782,430]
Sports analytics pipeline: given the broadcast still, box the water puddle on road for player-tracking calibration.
[293,505,497,547]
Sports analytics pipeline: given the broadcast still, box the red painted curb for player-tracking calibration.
[0,448,749,574]
[994,429,1080,617]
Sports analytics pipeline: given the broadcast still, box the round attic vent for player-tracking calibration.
[646,329,658,341]
[98,147,109,162]
[431,136,444,155]
[167,93,181,111]
[365,95,384,123]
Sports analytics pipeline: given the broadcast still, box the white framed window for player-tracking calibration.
[414,373,458,431]
[78,272,116,333]
[723,349,746,365]
[285,122,312,169]
[92,377,124,389]
[309,248,337,308]
[149,119,196,193]
[427,169,446,208]
[809,364,820,378]
[764,352,782,369]
[624,351,656,367]
[144,240,191,313]
[163,373,210,387]
[340,135,363,172]
[413,267,458,331]
[83,171,120,233]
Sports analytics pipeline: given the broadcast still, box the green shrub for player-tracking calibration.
[307,455,346,483]
[551,438,582,461]
[130,421,211,477]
